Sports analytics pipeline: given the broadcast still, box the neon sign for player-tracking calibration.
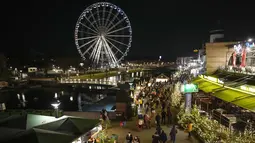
[202,75,224,84]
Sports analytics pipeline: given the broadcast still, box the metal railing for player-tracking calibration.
[219,66,255,75]
[59,78,118,86]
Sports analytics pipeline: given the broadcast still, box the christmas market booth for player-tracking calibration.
[155,74,169,83]
[0,114,101,143]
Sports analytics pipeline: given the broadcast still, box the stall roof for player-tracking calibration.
[193,78,222,93]
[35,117,99,135]
[193,77,255,112]
[0,127,25,142]
[4,128,75,143]
[156,73,169,79]
[213,90,255,112]
[0,115,99,143]
[0,114,62,130]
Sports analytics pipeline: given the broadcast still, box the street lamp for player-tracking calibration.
[79,63,84,66]
[79,63,85,74]
[51,101,60,118]
[248,38,253,42]
[70,96,73,101]
[68,69,71,79]
[159,56,162,61]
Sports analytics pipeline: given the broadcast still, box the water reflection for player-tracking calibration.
[17,94,20,100]
[103,71,143,83]
[0,71,148,111]
[22,93,26,101]
[54,93,58,99]
[1,85,119,111]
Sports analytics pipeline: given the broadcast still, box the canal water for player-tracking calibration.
[0,71,150,112]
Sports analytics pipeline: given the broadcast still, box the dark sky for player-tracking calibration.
[4,0,255,61]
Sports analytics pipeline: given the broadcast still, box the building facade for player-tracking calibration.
[205,42,236,74]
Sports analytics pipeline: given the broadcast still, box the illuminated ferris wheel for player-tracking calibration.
[74,2,132,68]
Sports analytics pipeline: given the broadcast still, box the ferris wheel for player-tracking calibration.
[74,2,132,68]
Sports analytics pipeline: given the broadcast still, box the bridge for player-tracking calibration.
[59,78,118,86]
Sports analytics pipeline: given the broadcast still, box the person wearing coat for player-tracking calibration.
[160,130,167,143]
[170,125,178,143]
[126,132,133,143]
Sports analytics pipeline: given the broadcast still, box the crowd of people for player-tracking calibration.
[126,132,141,143]
[131,80,182,143]
[98,75,193,143]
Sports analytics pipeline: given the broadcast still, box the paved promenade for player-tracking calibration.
[106,121,200,143]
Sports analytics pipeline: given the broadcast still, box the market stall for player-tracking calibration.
[155,74,169,83]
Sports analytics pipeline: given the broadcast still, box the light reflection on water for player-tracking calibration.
[0,72,145,111]
[3,87,113,111]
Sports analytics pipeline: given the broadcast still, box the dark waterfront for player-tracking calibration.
[0,69,174,112]
[1,87,114,112]
[0,71,149,111]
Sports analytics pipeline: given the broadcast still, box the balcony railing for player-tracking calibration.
[218,66,255,75]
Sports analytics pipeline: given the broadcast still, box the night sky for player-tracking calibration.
[4,0,255,61]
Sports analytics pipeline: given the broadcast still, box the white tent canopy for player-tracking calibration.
[155,74,169,82]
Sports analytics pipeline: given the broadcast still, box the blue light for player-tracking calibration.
[246,42,255,48]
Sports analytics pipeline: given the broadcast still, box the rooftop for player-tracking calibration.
[210,70,255,86]
[193,74,255,112]
[0,114,99,143]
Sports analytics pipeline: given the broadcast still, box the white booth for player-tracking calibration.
[155,74,169,83]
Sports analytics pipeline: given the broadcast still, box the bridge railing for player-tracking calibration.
[59,78,118,86]
[218,65,255,75]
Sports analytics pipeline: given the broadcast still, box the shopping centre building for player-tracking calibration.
[192,37,255,130]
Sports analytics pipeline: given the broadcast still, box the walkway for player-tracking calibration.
[107,121,200,143]
[59,78,118,86]
[114,79,200,143]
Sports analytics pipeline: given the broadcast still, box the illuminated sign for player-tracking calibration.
[240,85,255,93]
[203,75,224,84]
[246,42,255,48]
[181,84,199,93]
[204,76,217,82]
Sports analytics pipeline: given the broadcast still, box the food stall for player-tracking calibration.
[72,124,102,143]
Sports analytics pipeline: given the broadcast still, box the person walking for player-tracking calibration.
[161,100,166,110]
[160,130,167,143]
[145,113,151,129]
[187,122,193,137]
[133,136,140,143]
[155,113,161,127]
[152,132,160,143]
[161,110,166,125]
[167,106,172,125]
[170,125,177,143]
[156,125,162,135]
[126,132,133,143]
[121,112,127,127]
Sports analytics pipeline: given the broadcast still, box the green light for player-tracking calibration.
[181,84,199,93]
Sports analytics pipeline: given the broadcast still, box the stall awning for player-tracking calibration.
[193,78,223,93]
[213,89,255,112]
[192,77,255,112]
